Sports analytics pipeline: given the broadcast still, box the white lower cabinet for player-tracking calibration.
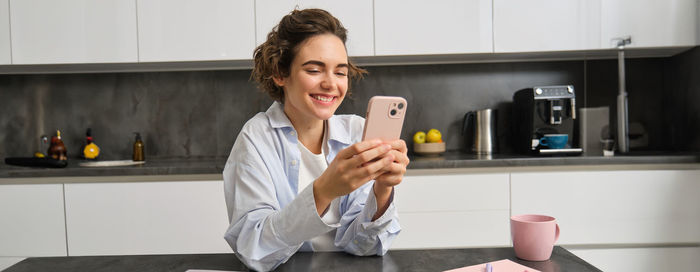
[512,169,700,272]
[0,257,26,271]
[511,170,700,245]
[391,173,511,249]
[64,180,231,256]
[567,246,700,272]
[0,184,67,257]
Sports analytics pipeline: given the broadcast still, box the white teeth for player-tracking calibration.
[313,95,333,102]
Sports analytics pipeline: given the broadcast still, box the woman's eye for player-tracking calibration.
[335,72,347,77]
[305,69,320,74]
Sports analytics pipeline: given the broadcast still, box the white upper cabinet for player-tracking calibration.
[374,0,493,55]
[0,0,10,64]
[600,0,698,48]
[494,0,601,52]
[255,0,374,57]
[137,0,255,62]
[9,0,138,64]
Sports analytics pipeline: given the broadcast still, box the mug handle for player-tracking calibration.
[554,223,560,243]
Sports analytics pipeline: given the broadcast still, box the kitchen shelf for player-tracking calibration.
[0,46,693,75]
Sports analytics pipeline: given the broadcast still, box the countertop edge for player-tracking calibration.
[404,163,700,175]
[2,163,699,185]
[0,173,224,185]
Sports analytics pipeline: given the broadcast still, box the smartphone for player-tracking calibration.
[361,96,408,142]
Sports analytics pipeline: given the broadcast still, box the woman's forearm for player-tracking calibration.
[372,184,393,221]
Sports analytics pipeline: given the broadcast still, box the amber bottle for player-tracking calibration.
[48,130,68,161]
[133,132,145,161]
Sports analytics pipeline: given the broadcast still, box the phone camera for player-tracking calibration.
[390,109,397,116]
[398,103,404,109]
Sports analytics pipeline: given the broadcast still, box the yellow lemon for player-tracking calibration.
[413,131,426,144]
[34,152,45,158]
[83,143,100,159]
[426,129,442,143]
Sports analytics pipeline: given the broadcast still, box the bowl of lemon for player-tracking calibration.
[413,129,446,156]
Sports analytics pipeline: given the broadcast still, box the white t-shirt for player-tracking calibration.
[297,127,341,252]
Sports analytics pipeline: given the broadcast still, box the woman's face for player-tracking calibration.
[276,34,349,124]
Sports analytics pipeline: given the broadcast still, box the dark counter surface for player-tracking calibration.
[1,152,698,179]
[6,246,600,272]
[408,151,700,169]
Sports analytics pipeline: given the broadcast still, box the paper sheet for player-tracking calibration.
[185,270,243,272]
[444,259,541,272]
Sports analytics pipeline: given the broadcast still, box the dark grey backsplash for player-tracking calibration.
[667,47,700,151]
[1,46,698,160]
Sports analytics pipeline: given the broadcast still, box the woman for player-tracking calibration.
[223,8,409,271]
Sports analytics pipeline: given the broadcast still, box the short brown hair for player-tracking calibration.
[251,8,367,102]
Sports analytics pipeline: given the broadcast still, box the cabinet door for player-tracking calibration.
[511,170,700,245]
[10,0,138,64]
[137,0,255,62]
[375,0,493,55]
[0,0,10,64]
[64,181,231,256]
[0,184,67,256]
[392,173,510,249]
[600,0,697,48]
[568,246,700,272]
[494,0,600,52]
[255,0,374,57]
[0,257,25,271]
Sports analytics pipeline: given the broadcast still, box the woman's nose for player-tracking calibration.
[320,72,337,90]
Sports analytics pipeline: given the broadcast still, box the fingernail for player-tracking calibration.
[372,139,382,145]
[383,144,391,151]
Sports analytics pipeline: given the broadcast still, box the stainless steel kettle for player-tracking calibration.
[462,108,497,154]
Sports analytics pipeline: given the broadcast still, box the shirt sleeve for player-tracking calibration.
[223,136,336,272]
[334,180,402,256]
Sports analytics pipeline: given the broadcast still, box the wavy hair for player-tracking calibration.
[251,8,367,102]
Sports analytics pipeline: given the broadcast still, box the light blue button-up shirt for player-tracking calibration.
[223,101,401,271]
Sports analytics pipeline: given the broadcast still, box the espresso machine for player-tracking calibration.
[512,85,582,155]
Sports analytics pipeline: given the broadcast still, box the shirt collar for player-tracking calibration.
[327,115,352,145]
[266,101,294,129]
[265,101,353,145]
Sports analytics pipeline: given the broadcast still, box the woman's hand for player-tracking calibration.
[313,139,394,215]
[374,139,409,188]
[372,139,409,220]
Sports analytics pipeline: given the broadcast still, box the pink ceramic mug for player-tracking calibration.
[510,214,560,261]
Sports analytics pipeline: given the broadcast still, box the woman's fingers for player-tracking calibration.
[352,143,392,166]
[356,153,394,180]
[337,139,383,159]
[388,139,408,154]
[379,149,409,167]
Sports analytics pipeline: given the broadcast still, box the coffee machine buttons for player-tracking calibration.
[533,86,575,99]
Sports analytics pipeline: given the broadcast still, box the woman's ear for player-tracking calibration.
[273,76,285,87]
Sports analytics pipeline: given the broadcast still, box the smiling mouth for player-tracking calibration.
[311,94,335,103]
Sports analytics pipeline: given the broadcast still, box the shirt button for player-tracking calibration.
[291,160,297,166]
[290,131,296,136]
[353,240,359,244]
